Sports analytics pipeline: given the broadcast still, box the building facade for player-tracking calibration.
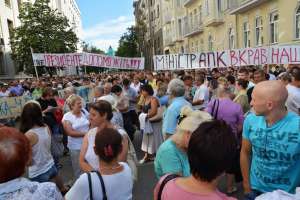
[0,0,82,78]
[134,0,300,64]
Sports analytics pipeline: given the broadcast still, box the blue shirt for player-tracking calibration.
[162,96,191,135]
[243,112,300,193]
[158,95,169,106]
[154,139,190,178]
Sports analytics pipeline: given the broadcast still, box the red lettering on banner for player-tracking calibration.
[217,51,226,67]
[247,49,254,64]
[76,54,82,66]
[113,58,120,67]
[238,49,247,66]
[272,48,279,64]
[253,49,260,65]
[66,55,71,66]
[70,55,75,66]
[280,48,290,64]
[230,50,238,66]
[59,55,65,67]
[136,60,141,69]
[260,48,267,64]
[131,59,137,68]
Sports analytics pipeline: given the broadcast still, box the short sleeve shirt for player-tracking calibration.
[154,139,190,178]
[162,97,191,135]
[243,112,300,193]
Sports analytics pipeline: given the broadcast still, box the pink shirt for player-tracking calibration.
[158,179,237,200]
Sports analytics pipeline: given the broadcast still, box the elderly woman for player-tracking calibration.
[19,101,66,193]
[0,127,63,200]
[163,79,191,140]
[79,100,138,181]
[62,94,90,179]
[154,120,237,200]
[155,106,212,178]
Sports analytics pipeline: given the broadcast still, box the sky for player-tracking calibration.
[76,0,135,52]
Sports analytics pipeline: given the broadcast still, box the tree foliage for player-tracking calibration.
[115,26,139,57]
[10,0,78,74]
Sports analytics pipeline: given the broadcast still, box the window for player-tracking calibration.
[7,20,14,40]
[208,35,213,51]
[243,22,250,47]
[199,5,202,24]
[17,0,22,11]
[5,0,11,7]
[255,16,263,46]
[205,0,209,16]
[270,12,279,44]
[194,9,197,28]
[217,0,222,13]
[190,12,193,32]
[229,27,235,49]
[178,19,182,37]
[0,52,5,75]
[296,6,300,39]
[195,41,198,52]
[191,42,194,52]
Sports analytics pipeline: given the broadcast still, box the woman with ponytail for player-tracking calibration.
[65,128,133,200]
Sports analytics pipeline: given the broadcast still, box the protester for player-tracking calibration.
[155,106,212,178]
[286,67,300,114]
[79,100,137,181]
[139,84,164,164]
[240,81,300,200]
[66,128,133,200]
[247,69,266,103]
[62,94,89,179]
[237,68,255,90]
[192,75,209,110]
[205,87,244,193]
[234,79,251,114]
[183,75,194,103]
[0,127,63,200]
[93,85,104,102]
[163,79,191,139]
[154,120,237,200]
[19,101,66,193]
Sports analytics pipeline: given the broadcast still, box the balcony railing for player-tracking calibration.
[205,12,224,27]
[183,15,203,37]
[229,0,269,14]
[183,0,197,7]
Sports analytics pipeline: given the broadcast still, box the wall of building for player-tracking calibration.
[135,0,300,63]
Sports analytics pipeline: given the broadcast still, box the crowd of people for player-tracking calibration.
[0,64,299,200]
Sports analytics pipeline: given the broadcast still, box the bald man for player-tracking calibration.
[240,81,300,200]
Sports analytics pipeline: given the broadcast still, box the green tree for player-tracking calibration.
[115,26,139,57]
[10,0,78,74]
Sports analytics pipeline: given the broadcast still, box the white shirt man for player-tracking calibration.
[286,84,300,114]
[192,83,209,110]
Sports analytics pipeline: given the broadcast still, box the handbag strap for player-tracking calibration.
[87,173,93,200]
[93,171,108,200]
[211,99,219,119]
[157,174,180,200]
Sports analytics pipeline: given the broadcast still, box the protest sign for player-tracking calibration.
[32,52,145,70]
[153,46,300,71]
[0,95,33,119]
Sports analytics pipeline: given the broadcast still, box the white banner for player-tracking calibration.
[153,46,300,71]
[32,52,145,70]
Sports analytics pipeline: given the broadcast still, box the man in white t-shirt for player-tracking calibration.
[286,67,300,115]
[192,75,209,110]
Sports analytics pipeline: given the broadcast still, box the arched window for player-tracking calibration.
[296,5,300,39]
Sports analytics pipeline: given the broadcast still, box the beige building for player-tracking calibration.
[135,0,300,61]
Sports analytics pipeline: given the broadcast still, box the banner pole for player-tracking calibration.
[30,47,39,80]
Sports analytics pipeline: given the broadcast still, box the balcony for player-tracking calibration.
[229,0,269,14]
[183,16,203,37]
[205,12,224,27]
[183,0,197,7]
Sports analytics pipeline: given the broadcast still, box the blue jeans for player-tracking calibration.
[244,190,263,200]
[30,165,58,183]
